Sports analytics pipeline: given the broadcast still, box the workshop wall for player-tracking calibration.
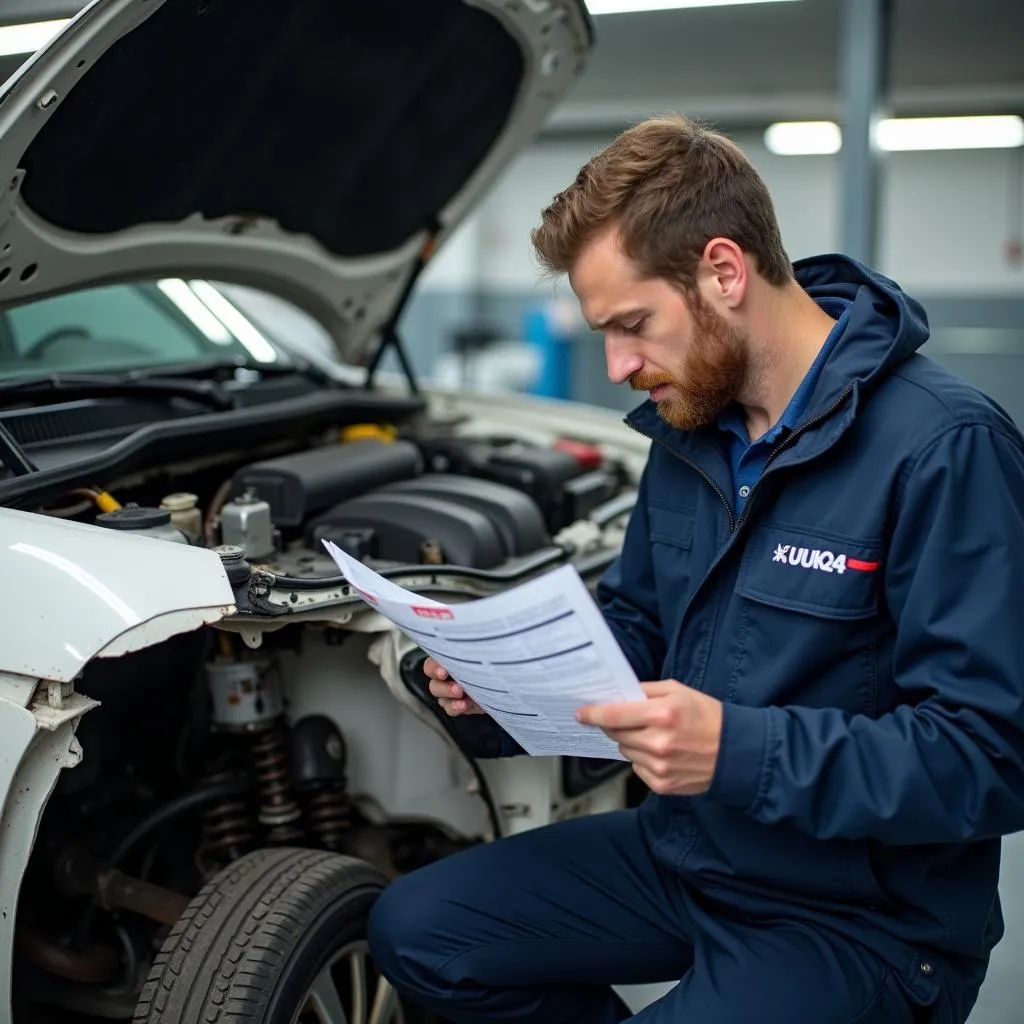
[400,134,1024,416]
[430,134,1024,293]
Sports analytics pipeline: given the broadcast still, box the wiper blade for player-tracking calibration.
[0,372,235,411]
[133,357,340,389]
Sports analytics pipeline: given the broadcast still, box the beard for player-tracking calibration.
[629,297,748,430]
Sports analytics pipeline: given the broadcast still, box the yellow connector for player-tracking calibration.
[94,490,121,513]
[340,423,396,444]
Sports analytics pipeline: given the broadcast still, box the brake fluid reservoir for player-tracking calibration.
[160,492,202,543]
[206,657,283,732]
[94,503,188,544]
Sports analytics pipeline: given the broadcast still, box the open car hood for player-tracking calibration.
[0,0,592,364]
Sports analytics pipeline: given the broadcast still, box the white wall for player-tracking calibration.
[421,133,1024,298]
[881,147,1024,293]
[419,215,483,291]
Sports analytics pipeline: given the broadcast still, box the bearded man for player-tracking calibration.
[369,115,1024,1024]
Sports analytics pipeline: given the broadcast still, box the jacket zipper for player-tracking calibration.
[626,424,737,532]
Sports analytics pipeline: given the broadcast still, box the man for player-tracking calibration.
[368,115,1024,1023]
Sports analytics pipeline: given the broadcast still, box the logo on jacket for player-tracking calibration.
[772,543,880,574]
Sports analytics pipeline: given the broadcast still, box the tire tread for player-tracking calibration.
[133,847,387,1024]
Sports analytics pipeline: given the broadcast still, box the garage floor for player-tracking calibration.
[617,831,1024,1022]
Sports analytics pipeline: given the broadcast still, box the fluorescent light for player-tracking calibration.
[876,115,1024,151]
[587,0,800,13]
[158,278,234,344]
[0,19,68,57]
[765,115,1024,155]
[764,121,841,155]
[189,280,279,364]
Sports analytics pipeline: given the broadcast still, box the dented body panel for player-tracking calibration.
[0,507,234,683]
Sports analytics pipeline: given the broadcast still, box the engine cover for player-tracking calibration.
[306,475,550,569]
[230,439,423,528]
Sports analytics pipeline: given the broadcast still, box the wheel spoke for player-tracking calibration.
[348,949,368,1024]
[368,976,399,1024]
[308,966,349,1024]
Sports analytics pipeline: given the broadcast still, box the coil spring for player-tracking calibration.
[251,724,304,844]
[306,787,353,851]
[199,773,254,867]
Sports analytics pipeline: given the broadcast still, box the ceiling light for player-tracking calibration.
[764,121,842,155]
[0,19,68,58]
[587,0,801,13]
[876,115,1024,151]
[189,280,279,363]
[158,278,234,344]
[764,115,1024,155]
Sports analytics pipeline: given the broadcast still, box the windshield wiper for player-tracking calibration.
[126,356,343,390]
[0,373,235,411]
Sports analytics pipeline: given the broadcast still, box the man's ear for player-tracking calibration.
[701,238,747,310]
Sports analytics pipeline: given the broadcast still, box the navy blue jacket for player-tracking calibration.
[593,255,1024,1017]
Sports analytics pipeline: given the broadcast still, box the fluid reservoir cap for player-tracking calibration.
[95,503,171,530]
[160,492,199,511]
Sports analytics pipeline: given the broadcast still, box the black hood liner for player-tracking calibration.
[20,0,524,257]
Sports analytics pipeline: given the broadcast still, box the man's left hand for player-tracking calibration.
[576,680,724,796]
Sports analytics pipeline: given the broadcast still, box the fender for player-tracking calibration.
[0,507,235,1019]
[0,507,235,683]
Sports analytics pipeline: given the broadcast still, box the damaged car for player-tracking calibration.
[0,1,652,1022]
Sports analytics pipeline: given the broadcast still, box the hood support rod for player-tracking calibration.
[364,224,441,396]
[365,323,420,396]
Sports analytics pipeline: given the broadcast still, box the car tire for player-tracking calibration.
[133,846,431,1024]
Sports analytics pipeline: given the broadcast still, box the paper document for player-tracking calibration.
[323,541,645,759]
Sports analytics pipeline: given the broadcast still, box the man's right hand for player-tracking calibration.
[425,657,486,718]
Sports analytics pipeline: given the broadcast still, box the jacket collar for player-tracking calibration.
[623,254,926,478]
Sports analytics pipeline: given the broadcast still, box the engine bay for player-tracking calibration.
[7,403,641,1022]
[56,410,638,623]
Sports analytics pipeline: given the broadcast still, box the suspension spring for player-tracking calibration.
[198,773,254,868]
[306,786,353,851]
[251,723,305,845]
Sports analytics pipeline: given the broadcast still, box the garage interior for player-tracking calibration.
[0,0,1020,1021]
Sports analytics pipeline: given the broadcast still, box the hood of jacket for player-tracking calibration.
[627,254,933,451]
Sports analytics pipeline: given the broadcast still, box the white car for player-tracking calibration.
[0,2,654,1022]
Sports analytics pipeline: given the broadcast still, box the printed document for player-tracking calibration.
[322,541,646,759]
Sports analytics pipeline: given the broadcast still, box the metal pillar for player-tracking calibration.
[838,0,891,266]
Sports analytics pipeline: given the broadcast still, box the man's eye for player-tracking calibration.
[625,319,647,334]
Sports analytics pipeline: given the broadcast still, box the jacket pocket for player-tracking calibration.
[648,503,697,632]
[693,801,888,904]
[737,522,883,621]
[648,501,694,549]
[730,522,884,716]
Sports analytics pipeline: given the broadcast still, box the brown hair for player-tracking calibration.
[531,114,792,291]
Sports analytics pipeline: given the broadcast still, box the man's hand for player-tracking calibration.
[424,657,486,718]
[576,680,724,796]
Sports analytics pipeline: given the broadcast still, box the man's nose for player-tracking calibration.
[605,336,644,385]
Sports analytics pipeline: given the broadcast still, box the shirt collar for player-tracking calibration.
[715,298,852,445]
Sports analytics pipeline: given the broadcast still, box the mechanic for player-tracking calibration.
[368,115,1024,1023]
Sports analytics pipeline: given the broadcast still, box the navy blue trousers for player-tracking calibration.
[368,809,916,1023]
